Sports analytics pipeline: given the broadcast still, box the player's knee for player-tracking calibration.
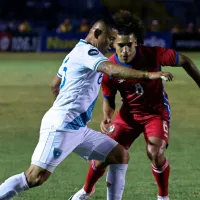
[147,144,165,161]
[147,137,166,161]
[106,144,129,164]
[25,165,51,188]
[116,146,129,164]
[94,160,108,169]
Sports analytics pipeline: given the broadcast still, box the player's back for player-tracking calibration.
[44,39,108,130]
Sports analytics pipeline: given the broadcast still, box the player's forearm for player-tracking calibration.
[180,54,200,87]
[51,86,60,100]
[98,61,149,80]
[51,76,61,100]
[103,99,115,120]
[51,87,60,100]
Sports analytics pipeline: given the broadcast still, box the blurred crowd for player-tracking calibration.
[149,20,200,34]
[5,18,200,35]
[4,18,90,34]
[1,0,200,34]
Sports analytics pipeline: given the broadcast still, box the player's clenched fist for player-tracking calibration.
[100,118,112,134]
[148,71,174,82]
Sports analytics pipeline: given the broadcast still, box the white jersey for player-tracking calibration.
[46,39,108,130]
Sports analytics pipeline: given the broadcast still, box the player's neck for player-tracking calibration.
[84,35,103,53]
[85,36,95,47]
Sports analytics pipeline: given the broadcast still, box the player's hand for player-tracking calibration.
[100,118,112,134]
[148,72,173,82]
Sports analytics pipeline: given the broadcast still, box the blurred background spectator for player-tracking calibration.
[57,18,72,33]
[0,0,200,34]
[78,18,89,33]
[18,20,31,33]
[150,20,160,32]
[171,24,182,33]
[185,22,196,33]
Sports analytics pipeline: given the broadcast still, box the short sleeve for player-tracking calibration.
[57,65,63,78]
[57,57,69,78]
[82,47,108,71]
[155,47,179,66]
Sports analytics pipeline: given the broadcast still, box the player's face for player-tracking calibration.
[113,33,137,63]
[96,27,114,53]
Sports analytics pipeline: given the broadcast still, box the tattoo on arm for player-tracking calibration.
[97,61,149,80]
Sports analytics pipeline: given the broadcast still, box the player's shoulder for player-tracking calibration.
[137,45,157,53]
[76,39,100,54]
[108,53,117,63]
[137,45,167,57]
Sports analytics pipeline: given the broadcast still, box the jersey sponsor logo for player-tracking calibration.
[88,49,99,56]
[53,148,62,159]
[108,125,115,133]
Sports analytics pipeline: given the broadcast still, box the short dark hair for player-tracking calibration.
[89,12,114,30]
[112,10,144,44]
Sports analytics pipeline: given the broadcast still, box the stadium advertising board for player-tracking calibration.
[172,33,200,51]
[40,32,87,52]
[11,33,39,52]
[144,32,171,48]
[0,33,12,51]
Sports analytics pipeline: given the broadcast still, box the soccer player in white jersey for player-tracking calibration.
[0,17,173,200]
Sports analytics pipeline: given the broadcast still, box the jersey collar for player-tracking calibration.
[114,54,131,68]
[79,39,89,44]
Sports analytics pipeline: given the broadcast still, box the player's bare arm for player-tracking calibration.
[101,98,115,133]
[178,54,200,87]
[50,75,61,100]
[97,61,173,81]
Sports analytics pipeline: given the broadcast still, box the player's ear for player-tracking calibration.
[94,29,102,39]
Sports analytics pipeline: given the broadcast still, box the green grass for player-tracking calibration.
[0,52,200,200]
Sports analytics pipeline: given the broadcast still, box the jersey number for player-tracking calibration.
[135,83,144,95]
[60,58,69,89]
[60,67,67,89]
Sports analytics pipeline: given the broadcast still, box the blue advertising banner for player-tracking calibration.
[40,32,87,52]
[172,33,200,51]
[11,33,39,52]
[40,32,172,52]
[144,32,172,48]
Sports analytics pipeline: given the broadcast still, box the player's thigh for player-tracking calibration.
[107,122,142,150]
[31,127,85,173]
[144,116,169,144]
[73,127,118,162]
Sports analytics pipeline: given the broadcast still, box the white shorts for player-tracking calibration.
[31,118,118,173]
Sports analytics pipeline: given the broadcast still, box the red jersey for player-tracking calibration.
[102,46,179,120]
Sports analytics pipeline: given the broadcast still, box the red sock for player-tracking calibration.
[84,160,106,193]
[152,158,170,197]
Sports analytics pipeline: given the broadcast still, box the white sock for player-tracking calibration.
[0,172,29,200]
[106,164,128,200]
[158,196,169,200]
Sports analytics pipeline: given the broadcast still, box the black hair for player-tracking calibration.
[89,11,114,30]
[112,10,144,44]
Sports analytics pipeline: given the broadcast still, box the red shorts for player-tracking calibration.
[107,111,170,150]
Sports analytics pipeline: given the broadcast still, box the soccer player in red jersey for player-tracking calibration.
[69,11,200,200]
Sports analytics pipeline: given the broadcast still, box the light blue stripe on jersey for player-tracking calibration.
[64,98,97,130]
[80,39,89,44]
[93,58,108,71]
[57,73,62,78]
[175,52,179,65]
[163,91,171,121]
[159,65,171,126]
